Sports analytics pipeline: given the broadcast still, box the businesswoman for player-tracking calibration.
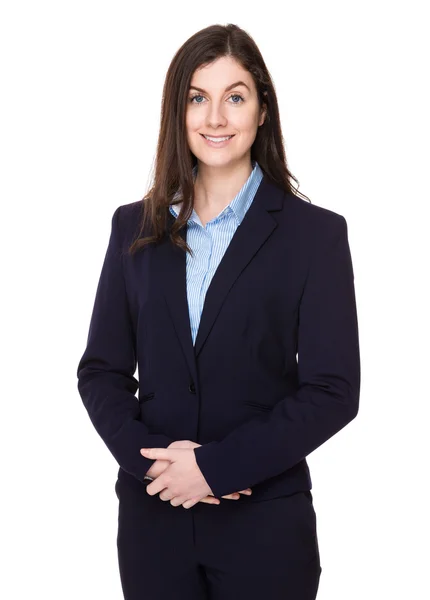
[77,23,360,600]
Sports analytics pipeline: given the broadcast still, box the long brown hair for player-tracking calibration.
[128,23,311,256]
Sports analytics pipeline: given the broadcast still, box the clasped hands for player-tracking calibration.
[140,440,252,510]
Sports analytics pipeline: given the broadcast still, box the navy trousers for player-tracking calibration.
[115,471,322,600]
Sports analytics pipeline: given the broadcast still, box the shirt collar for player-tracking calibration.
[169,160,263,226]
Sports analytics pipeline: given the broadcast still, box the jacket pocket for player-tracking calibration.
[243,401,272,411]
[139,391,155,404]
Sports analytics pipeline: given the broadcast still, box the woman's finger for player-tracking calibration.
[199,496,220,504]
[197,488,252,504]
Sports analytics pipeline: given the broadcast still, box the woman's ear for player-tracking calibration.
[259,104,267,126]
[259,92,268,126]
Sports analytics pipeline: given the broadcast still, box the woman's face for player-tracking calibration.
[185,56,266,169]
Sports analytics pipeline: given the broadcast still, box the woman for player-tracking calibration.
[77,23,360,600]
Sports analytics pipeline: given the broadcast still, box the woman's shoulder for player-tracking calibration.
[117,198,145,222]
[109,199,146,252]
[283,189,347,241]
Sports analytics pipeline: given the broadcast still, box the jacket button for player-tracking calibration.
[188,382,196,394]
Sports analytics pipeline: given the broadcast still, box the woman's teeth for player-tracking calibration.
[203,135,233,142]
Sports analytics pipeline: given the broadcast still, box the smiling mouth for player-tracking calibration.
[200,134,235,141]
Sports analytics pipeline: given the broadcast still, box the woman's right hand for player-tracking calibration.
[144,440,252,505]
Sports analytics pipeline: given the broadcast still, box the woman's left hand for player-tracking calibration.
[140,447,212,509]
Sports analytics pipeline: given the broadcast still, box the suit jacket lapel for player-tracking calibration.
[194,176,283,357]
[154,214,198,386]
[156,174,284,377]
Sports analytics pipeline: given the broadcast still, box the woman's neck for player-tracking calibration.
[193,158,254,214]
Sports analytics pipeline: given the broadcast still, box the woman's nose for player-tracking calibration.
[205,104,228,128]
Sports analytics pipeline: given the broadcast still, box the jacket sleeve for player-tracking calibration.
[76,205,174,481]
[194,215,360,498]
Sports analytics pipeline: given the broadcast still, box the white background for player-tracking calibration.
[1,1,429,598]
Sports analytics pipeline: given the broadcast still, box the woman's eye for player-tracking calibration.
[190,94,204,104]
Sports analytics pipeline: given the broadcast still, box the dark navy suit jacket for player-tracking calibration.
[77,174,360,502]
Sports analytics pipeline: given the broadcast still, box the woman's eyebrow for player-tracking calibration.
[189,81,250,93]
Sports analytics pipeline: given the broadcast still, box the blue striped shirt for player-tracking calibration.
[169,160,264,345]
